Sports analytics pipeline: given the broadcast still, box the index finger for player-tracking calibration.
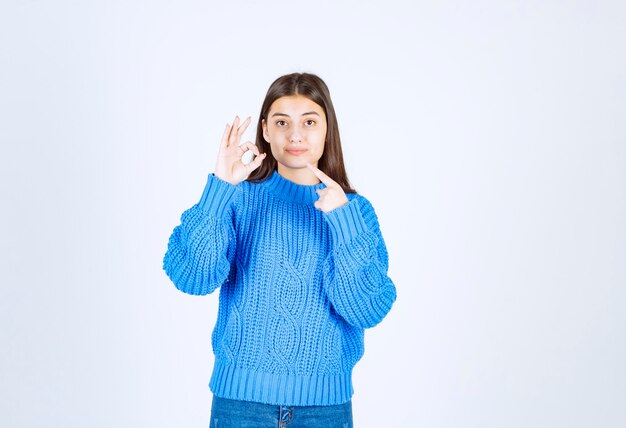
[306,163,337,187]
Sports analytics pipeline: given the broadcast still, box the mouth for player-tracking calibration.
[285,149,308,156]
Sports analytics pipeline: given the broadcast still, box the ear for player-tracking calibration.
[262,119,270,143]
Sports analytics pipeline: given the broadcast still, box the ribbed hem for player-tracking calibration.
[198,174,240,217]
[323,199,368,246]
[209,362,353,406]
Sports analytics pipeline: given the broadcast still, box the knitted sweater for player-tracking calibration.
[163,170,396,406]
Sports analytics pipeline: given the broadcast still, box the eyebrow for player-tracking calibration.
[270,111,321,118]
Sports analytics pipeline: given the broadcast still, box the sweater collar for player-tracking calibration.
[261,170,326,204]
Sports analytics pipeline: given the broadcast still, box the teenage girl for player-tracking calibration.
[164,72,397,428]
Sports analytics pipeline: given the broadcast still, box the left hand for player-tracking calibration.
[307,163,349,213]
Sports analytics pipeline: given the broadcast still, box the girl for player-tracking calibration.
[163,72,397,427]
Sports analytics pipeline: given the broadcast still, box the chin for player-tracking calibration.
[280,161,308,170]
[279,157,312,169]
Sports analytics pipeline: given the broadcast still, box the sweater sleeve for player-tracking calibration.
[322,195,397,328]
[163,174,240,295]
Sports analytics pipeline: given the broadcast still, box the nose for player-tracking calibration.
[289,129,303,143]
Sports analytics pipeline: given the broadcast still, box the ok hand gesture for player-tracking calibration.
[307,163,349,213]
[215,116,266,185]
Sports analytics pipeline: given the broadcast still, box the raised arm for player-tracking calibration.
[305,164,396,328]
[163,115,265,295]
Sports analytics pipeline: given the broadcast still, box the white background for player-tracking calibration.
[1,1,625,427]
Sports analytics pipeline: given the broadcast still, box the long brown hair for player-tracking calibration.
[246,73,356,194]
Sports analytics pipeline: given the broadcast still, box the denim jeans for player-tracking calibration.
[209,395,353,428]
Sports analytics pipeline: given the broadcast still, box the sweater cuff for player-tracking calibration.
[198,174,240,217]
[323,199,368,246]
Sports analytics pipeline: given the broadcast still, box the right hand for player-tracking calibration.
[215,115,266,185]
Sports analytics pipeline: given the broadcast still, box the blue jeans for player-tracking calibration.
[209,395,353,428]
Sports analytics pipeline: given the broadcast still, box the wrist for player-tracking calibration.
[323,199,368,245]
[198,174,241,216]
[214,172,240,186]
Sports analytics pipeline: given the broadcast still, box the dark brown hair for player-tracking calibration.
[246,72,356,193]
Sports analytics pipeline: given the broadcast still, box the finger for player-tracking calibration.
[237,116,252,136]
[231,116,251,148]
[228,116,240,146]
[236,117,252,151]
[220,123,232,148]
[306,163,337,187]
[239,141,260,157]
[246,153,267,172]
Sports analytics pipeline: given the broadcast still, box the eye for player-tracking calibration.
[275,120,288,127]
[304,119,316,126]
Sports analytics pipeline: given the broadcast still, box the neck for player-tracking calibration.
[277,164,321,185]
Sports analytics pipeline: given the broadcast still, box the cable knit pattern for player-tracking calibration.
[163,171,396,406]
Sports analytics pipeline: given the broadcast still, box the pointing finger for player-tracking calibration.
[306,163,337,187]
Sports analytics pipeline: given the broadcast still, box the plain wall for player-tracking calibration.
[1,1,624,427]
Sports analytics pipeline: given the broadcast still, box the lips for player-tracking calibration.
[285,149,308,155]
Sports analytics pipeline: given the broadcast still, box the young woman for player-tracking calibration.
[163,73,397,427]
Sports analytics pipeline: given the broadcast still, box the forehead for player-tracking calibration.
[268,95,325,117]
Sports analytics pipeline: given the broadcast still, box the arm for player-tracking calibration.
[322,196,397,328]
[164,114,265,295]
[163,174,240,295]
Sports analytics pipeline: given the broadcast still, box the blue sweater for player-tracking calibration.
[163,171,396,406]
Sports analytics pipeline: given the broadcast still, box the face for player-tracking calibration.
[262,95,327,174]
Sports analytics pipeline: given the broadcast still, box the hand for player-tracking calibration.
[307,163,349,213]
[215,115,266,185]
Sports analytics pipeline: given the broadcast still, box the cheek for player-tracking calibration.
[270,140,286,157]
[311,141,325,158]
[270,129,287,141]
[316,131,326,152]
